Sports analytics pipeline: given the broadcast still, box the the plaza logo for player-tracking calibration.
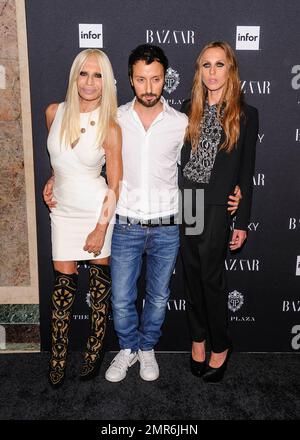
[296,256,300,276]
[228,290,244,312]
[164,67,180,94]
[236,26,260,50]
[291,65,300,90]
[241,80,271,94]
[282,300,300,312]
[230,316,255,322]
[253,173,265,186]
[79,24,103,48]
[73,314,89,320]
[146,29,195,45]
[291,325,300,350]
[288,218,300,230]
[225,259,260,271]
[228,291,255,322]
[166,98,185,107]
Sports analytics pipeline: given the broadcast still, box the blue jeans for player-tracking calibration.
[110,222,179,352]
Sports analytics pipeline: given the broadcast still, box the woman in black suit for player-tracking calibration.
[180,41,258,382]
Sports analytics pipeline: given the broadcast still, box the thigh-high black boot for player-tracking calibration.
[49,271,77,388]
[80,264,111,380]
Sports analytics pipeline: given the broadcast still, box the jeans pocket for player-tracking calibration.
[114,223,131,232]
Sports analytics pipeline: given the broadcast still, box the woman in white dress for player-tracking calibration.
[43,49,122,387]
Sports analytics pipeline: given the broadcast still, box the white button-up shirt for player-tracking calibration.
[116,97,188,220]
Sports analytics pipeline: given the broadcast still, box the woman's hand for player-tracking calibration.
[227,185,242,215]
[229,229,247,250]
[43,176,57,209]
[83,226,107,257]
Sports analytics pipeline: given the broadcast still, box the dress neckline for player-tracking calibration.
[80,106,100,115]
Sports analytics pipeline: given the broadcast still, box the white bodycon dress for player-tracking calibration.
[47,103,114,261]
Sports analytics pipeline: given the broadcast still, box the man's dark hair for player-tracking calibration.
[128,44,169,78]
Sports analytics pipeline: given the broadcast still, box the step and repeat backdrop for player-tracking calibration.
[25,0,300,352]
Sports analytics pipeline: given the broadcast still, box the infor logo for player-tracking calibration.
[236,26,260,50]
[79,24,103,48]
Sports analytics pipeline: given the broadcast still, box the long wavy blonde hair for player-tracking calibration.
[60,49,117,147]
[185,41,242,152]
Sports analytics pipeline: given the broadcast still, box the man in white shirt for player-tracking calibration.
[105,45,188,382]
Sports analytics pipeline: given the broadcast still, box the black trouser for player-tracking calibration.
[180,202,231,353]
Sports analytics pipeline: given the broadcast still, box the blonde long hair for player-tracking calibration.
[60,49,117,147]
[185,41,242,152]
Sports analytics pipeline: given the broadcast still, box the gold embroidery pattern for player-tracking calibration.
[80,265,111,378]
[49,273,77,386]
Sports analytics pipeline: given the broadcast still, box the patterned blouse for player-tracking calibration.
[183,101,224,184]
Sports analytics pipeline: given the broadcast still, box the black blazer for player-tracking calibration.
[180,100,259,230]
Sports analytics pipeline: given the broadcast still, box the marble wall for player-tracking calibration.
[0,0,39,351]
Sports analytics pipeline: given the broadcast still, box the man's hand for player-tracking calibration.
[43,176,57,209]
[227,185,242,215]
[229,229,247,251]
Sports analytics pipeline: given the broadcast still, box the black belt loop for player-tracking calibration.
[116,214,177,227]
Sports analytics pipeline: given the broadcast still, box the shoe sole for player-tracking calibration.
[139,368,159,381]
[105,374,126,383]
[140,373,159,381]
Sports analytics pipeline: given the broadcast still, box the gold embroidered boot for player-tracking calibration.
[49,271,77,388]
[80,264,111,380]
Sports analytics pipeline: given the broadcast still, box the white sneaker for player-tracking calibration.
[138,349,159,381]
[105,349,138,382]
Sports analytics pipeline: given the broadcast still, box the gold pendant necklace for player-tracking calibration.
[71,110,97,148]
[81,112,96,133]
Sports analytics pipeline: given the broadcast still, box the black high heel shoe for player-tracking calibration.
[190,355,206,377]
[202,347,232,383]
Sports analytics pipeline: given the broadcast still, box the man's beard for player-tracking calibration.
[136,93,161,108]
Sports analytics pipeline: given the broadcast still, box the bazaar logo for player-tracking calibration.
[146,29,195,45]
